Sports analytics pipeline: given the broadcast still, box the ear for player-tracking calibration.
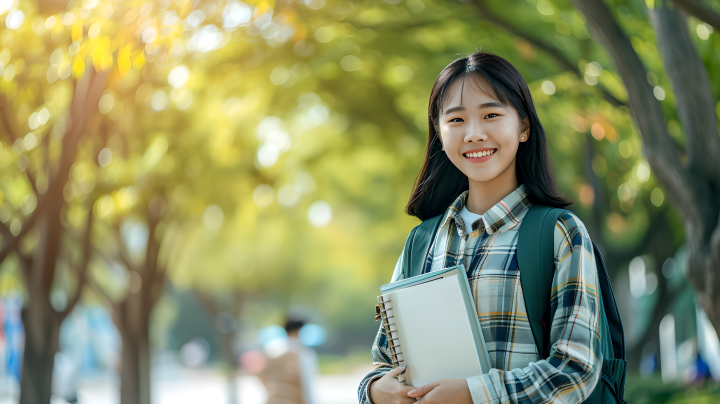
[520,117,530,142]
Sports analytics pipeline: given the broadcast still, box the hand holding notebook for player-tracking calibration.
[375,265,491,388]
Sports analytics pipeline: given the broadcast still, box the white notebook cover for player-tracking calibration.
[378,265,490,387]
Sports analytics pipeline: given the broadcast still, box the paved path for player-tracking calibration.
[28,366,373,404]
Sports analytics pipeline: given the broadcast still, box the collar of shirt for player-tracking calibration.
[439,183,531,238]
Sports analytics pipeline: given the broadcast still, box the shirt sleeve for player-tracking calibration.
[465,212,603,404]
[357,253,406,404]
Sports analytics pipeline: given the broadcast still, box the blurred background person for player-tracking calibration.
[259,316,318,404]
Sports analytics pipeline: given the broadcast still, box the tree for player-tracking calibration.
[194,291,243,404]
[0,59,108,404]
[571,0,720,336]
[0,1,184,402]
[91,196,168,404]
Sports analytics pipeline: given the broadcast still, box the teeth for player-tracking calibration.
[465,149,496,158]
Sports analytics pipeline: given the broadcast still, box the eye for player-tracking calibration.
[484,113,500,119]
[449,117,464,123]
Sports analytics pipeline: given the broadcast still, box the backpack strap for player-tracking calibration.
[401,214,444,280]
[517,205,567,359]
[592,242,626,361]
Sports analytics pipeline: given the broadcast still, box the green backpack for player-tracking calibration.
[398,205,627,404]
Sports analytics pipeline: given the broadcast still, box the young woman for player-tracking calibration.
[358,52,602,404]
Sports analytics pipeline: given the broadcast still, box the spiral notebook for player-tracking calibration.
[376,265,491,387]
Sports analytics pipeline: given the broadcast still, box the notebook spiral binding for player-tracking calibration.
[376,296,405,370]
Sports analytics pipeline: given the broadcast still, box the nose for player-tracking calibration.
[464,120,487,143]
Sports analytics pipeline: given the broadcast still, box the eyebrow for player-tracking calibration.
[443,102,506,115]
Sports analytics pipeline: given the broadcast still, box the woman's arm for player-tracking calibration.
[460,211,603,404]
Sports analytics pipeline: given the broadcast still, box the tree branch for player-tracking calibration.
[59,210,94,320]
[0,95,20,143]
[56,117,109,319]
[647,0,720,187]
[0,221,14,245]
[0,96,40,196]
[68,244,121,318]
[35,124,54,195]
[113,223,138,273]
[149,264,166,310]
[470,0,626,107]
[0,178,60,264]
[48,66,108,188]
[64,67,109,149]
[0,66,108,275]
[670,0,720,32]
[24,168,38,197]
[0,221,31,277]
[570,0,700,226]
[582,134,606,245]
[88,278,118,316]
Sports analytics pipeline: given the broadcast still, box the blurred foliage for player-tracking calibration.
[316,349,368,375]
[0,0,718,383]
[625,374,720,404]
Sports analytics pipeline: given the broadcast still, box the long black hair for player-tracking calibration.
[406,52,572,221]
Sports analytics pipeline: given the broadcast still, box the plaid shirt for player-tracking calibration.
[358,184,602,404]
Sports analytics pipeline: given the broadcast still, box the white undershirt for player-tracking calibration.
[459,205,485,234]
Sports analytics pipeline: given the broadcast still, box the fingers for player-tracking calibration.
[387,366,407,378]
[406,380,442,398]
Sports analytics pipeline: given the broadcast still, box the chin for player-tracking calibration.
[465,171,499,183]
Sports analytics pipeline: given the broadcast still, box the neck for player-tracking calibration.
[465,159,519,215]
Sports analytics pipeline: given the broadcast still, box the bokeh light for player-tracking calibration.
[203,205,225,230]
[299,324,327,347]
[168,65,190,88]
[5,10,24,30]
[98,148,112,167]
[308,201,332,227]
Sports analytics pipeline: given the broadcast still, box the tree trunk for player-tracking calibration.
[19,156,70,404]
[194,292,241,404]
[670,0,720,32]
[1,67,108,403]
[571,0,720,336]
[581,129,683,371]
[19,301,60,404]
[116,282,153,404]
[17,202,95,404]
[120,325,152,404]
[112,213,165,404]
[218,331,239,404]
[645,0,720,337]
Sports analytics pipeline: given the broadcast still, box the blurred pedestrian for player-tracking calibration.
[259,316,317,404]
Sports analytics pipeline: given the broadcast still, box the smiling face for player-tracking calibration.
[437,74,530,185]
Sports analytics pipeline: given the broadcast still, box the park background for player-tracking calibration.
[0,0,720,403]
